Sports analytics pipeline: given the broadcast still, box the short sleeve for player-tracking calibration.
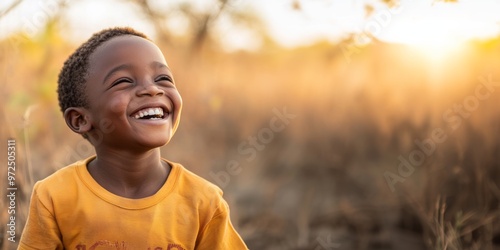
[18,182,63,250]
[195,200,248,250]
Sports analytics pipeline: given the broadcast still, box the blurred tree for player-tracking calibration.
[128,0,174,45]
[0,0,22,19]
[127,0,264,53]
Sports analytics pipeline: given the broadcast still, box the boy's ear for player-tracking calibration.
[64,107,93,135]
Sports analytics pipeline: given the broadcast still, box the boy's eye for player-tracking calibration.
[156,75,173,83]
[110,78,132,87]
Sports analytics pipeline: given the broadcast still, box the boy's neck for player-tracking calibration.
[87,148,170,199]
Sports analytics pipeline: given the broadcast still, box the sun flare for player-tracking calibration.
[378,0,498,63]
[381,17,467,63]
[385,19,466,63]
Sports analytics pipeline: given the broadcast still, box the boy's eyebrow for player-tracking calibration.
[102,61,170,84]
[150,61,169,70]
[103,64,132,84]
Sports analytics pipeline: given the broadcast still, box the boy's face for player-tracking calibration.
[83,35,182,150]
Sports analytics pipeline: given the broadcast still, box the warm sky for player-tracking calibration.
[1,0,500,50]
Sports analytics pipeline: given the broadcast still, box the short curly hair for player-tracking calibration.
[57,27,149,113]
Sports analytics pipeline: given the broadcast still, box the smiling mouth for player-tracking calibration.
[131,107,168,120]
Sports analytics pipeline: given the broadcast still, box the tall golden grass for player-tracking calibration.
[1,26,499,250]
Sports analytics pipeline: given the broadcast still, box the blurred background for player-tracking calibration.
[1,0,500,249]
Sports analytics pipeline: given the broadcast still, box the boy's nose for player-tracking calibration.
[136,80,164,97]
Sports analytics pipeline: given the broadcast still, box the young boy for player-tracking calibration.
[18,27,248,250]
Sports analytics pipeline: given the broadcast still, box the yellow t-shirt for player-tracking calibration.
[18,156,248,250]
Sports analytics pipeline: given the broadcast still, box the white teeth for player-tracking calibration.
[133,107,165,119]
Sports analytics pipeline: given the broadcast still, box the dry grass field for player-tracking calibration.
[1,15,500,250]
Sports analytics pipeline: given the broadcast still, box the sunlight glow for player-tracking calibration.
[383,17,467,63]
[1,0,499,52]
[377,0,500,61]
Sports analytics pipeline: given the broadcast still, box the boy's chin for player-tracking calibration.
[150,138,172,148]
[137,135,172,148]
[140,133,174,148]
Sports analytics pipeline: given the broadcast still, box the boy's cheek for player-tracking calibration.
[169,91,182,132]
[107,95,129,115]
[171,91,183,112]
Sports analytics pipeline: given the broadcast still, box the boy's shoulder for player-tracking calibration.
[30,159,84,206]
[35,159,81,187]
[167,160,225,200]
[33,157,225,201]
[31,157,226,211]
